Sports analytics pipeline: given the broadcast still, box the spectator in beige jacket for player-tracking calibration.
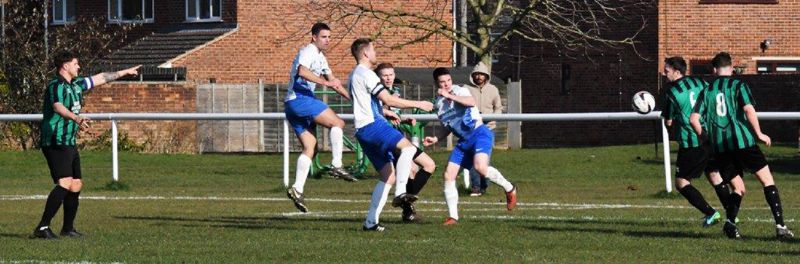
[463,61,503,196]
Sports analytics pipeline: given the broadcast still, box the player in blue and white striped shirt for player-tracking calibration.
[423,68,517,225]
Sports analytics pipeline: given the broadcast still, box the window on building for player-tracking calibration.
[108,0,154,23]
[757,61,800,74]
[186,0,221,22]
[700,0,778,4]
[52,0,76,24]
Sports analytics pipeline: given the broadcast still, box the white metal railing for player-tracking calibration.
[3,111,800,192]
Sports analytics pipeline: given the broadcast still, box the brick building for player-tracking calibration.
[658,1,800,144]
[493,0,799,147]
[40,0,455,152]
[659,0,800,75]
[50,0,453,83]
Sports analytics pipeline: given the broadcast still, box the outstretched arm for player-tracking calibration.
[423,127,451,147]
[90,65,141,87]
[377,90,433,112]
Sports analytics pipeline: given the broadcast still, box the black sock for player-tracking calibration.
[678,185,716,216]
[713,183,732,212]
[764,185,785,226]
[727,192,742,223]
[62,191,81,232]
[37,186,69,228]
[406,178,415,195]
[407,170,432,195]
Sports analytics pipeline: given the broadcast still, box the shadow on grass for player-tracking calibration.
[114,215,365,231]
[769,157,800,175]
[0,233,30,239]
[634,158,670,166]
[526,224,717,240]
[738,249,800,256]
[651,190,683,199]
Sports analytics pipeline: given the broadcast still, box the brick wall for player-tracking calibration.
[172,0,454,84]
[658,0,800,74]
[81,82,198,153]
[495,2,661,147]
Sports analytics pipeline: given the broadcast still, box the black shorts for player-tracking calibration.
[675,147,708,180]
[715,146,768,175]
[706,155,741,184]
[42,146,82,184]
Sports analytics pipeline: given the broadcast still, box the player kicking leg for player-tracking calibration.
[347,38,434,231]
[284,23,354,213]
[423,67,517,225]
[375,62,435,223]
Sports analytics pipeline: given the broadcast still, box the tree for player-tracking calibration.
[0,0,135,149]
[286,0,652,70]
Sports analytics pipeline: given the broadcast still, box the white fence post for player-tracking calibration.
[112,119,119,182]
[661,119,672,193]
[283,119,290,188]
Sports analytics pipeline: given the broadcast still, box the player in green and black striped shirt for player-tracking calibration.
[690,52,793,239]
[33,51,140,239]
[661,56,743,229]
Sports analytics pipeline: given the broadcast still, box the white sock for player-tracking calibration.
[485,166,514,192]
[394,146,416,196]
[292,154,312,193]
[330,127,343,168]
[444,180,459,220]
[365,181,392,227]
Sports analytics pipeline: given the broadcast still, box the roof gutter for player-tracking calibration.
[159,24,240,68]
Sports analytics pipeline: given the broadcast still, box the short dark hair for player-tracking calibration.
[711,52,732,68]
[53,51,78,70]
[311,22,330,36]
[375,63,394,75]
[433,67,450,81]
[664,57,687,75]
[350,38,372,61]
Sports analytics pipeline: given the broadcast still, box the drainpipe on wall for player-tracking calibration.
[44,0,49,62]
[452,0,457,67]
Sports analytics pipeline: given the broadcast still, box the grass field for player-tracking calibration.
[1,144,799,263]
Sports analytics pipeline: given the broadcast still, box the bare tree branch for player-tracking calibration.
[280,0,653,70]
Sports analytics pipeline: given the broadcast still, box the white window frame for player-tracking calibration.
[753,57,800,74]
[185,0,222,22]
[52,0,76,25]
[108,0,154,24]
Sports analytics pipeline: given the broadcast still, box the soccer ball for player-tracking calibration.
[632,91,656,114]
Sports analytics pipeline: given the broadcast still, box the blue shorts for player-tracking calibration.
[356,121,404,172]
[285,96,328,136]
[448,125,494,170]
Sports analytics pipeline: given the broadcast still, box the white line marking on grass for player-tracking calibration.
[272,210,797,224]
[0,195,785,211]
